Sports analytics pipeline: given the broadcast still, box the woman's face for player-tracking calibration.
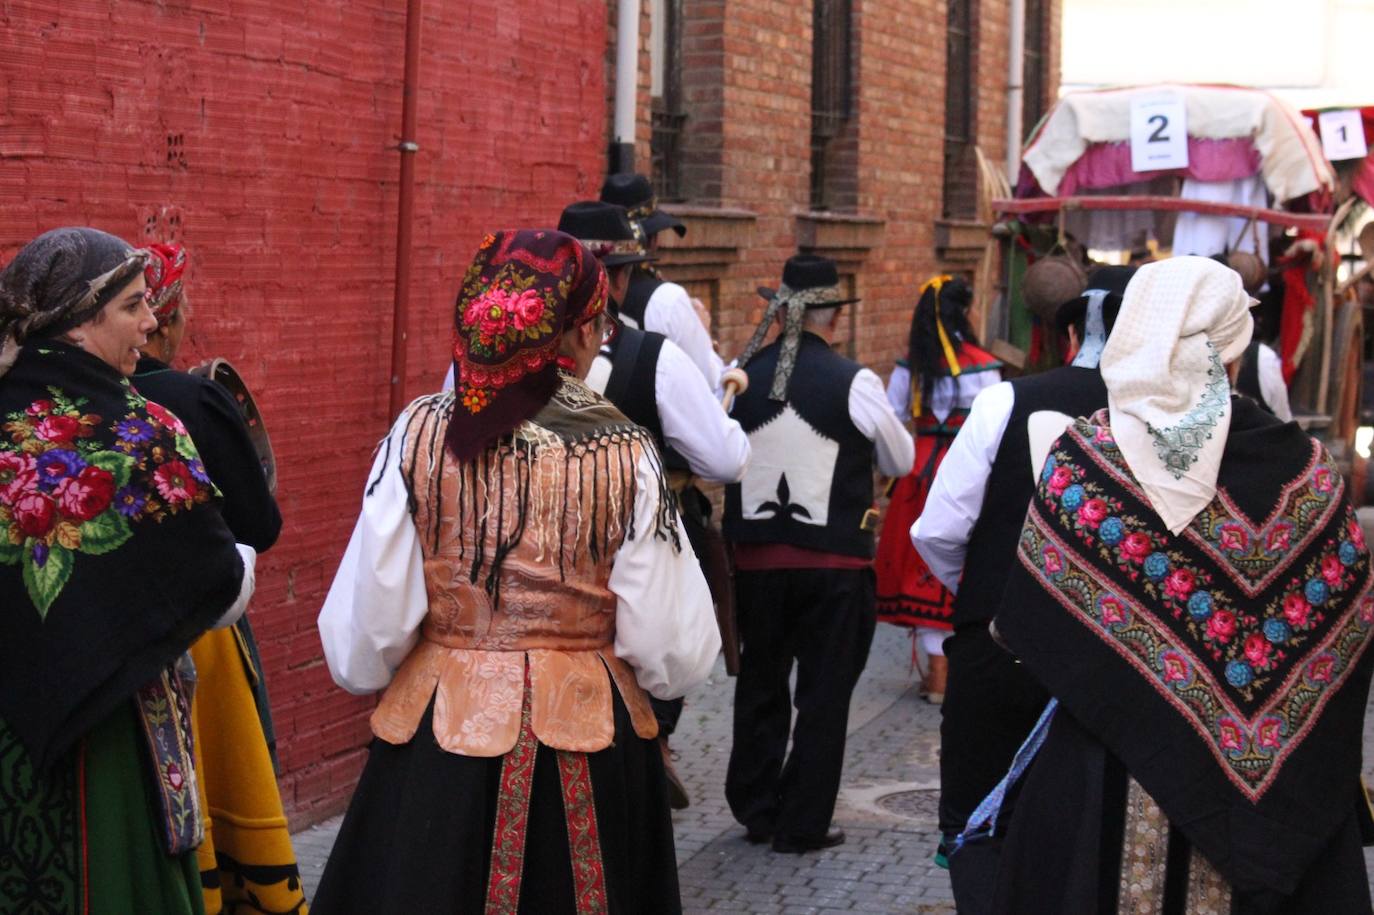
[69,275,156,376]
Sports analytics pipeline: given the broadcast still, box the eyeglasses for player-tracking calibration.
[600,314,620,347]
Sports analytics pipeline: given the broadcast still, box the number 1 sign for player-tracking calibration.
[1130,95,1189,173]
[1317,109,1368,162]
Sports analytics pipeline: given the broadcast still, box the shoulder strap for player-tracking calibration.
[603,327,647,409]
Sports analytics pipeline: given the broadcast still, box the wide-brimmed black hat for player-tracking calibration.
[599,173,686,239]
[756,254,860,309]
[557,201,653,267]
[1054,264,1136,332]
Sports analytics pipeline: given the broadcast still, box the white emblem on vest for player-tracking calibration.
[740,405,840,527]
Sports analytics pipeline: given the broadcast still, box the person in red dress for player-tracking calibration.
[874,276,1001,701]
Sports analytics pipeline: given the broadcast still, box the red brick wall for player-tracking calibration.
[0,0,608,827]
[657,0,1055,379]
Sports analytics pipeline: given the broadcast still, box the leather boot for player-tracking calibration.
[923,654,948,705]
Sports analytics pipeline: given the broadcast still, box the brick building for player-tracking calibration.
[0,0,1058,827]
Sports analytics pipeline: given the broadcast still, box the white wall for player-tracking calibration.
[1062,0,1374,108]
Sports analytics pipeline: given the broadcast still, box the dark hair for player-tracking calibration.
[1067,296,1122,341]
[909,278,977,411]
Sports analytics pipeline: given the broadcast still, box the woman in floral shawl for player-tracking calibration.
[315,230,719,913]
[980,257,1374,913]
[0,227,253,913]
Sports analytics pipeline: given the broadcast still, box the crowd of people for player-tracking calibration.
[0,171,1371,914]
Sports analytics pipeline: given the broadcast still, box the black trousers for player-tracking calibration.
[725,566,876,841]
[939,623,1049,915]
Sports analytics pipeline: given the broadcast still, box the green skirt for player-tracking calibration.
[0,701,205,915]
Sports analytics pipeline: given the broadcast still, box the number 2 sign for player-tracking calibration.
[1130,95,1189,173]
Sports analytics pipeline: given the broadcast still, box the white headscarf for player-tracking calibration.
[1099,257,1254,534]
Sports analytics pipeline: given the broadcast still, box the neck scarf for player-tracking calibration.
[1100,257,1253,534]
[144,242,188,326]
[736,283,847,401]
[1069,289,1109,369]
[0,228,148,377]
[447,230,608,462]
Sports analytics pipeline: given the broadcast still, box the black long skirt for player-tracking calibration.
[313,689,681,914]
[989,710,1373,915]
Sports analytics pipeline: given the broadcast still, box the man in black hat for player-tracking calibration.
[559,200,750,809]
[911,265,1133,913]
[722,254,913,854]
[600,173,724,387]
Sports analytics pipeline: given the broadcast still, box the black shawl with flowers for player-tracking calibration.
[0,342,242,770]
[995,396,1374,897]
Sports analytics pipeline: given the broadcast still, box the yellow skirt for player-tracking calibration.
[189,625,309,914]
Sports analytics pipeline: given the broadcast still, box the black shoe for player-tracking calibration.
[745,828,772,845]
[771,828,845,854]
[659,737,690,810]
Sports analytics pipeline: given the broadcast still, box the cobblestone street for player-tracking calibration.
[291,623,1374,913]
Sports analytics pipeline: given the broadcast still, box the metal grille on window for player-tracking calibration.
[810,0,852,211]
[651,0,687,201]
[1022,0,1047,137]
[941,0,976,220]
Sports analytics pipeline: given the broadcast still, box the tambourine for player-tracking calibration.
[190,358,278,494]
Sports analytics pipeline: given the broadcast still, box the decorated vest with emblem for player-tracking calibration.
[953,365,1108,627]
[724,334,875,558]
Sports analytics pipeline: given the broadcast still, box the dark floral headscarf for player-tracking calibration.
[0,228,148,377]
[143,242,188,326]
[447,229,608,461]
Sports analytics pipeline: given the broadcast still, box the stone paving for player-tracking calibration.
[291,622,1374,913]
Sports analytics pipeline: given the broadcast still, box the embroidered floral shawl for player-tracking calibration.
[0,342,243,772]
[996,398,1374,896]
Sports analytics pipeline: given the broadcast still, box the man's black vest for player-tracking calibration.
[600,327,689,472]
[618,268,663,329]
[952,365,1108,628]
[724,333,875,558]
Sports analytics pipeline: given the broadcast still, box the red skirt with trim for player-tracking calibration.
[875,434,955,630]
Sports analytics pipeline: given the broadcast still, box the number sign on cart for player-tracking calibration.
[1317,109,1368,162]
[1130,95,1189,173]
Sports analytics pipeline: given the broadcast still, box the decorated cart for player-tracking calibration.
[985,84,1370,470]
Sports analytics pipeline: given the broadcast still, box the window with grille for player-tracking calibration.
[650,0,687,201]
[942,0,977,220]
[810,0,853,210]
[1022,0,1048,136]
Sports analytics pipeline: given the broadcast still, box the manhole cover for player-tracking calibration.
[875,788,940,822]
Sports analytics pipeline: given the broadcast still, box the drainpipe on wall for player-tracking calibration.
[1006,0,1026,184]
[610,0,640,174]
[388,0,424,420]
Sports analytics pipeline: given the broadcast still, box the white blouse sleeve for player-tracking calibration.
[317,415,431,695]
[609,451,721,699]
[886,364,911,417]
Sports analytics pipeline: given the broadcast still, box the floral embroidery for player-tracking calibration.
[0,387,214,616]
[1144,347,1232,479]
[1020,415,1374,800]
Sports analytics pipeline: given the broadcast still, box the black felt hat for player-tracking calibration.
[1054,265,1136,332]
[756,254,860,309]
[599,173,687,239]
[557,201,653,267]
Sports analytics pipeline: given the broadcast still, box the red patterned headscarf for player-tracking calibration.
[143,243,188,326]
[446,229,608,461]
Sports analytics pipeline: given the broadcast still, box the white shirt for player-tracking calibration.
[317,408,722,700]
[586,336,751,483]
[634,280,725,388]
[1257,342,1293,423]
[886,363,1002,424]
[910,380,1016,592]
[851,368,916,478]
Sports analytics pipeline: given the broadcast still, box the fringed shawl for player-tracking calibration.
[996,398,1374,897]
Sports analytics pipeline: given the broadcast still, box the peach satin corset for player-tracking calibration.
[372,415,658,756]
